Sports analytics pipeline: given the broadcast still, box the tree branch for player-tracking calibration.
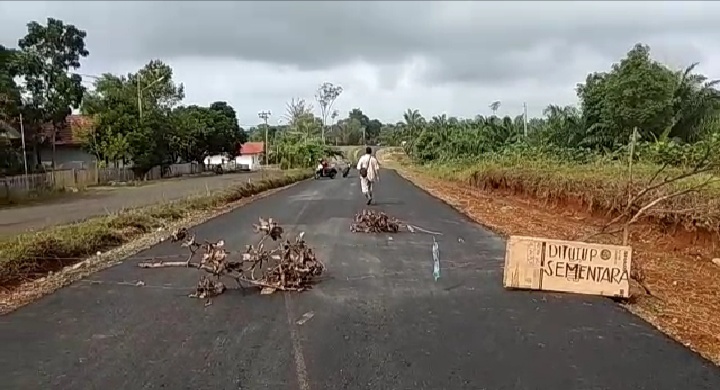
[626,177,716,226]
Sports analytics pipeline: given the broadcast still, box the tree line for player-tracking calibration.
[0,18,250,176]
[243,101,386,168]
[6,19,713,177]
[379,43,720,168]
[0,17,389,176]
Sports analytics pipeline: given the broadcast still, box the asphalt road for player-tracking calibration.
[0,170,279,236]
[1,170,719,390]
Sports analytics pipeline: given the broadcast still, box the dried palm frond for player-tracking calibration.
[137,218,325,301]
[351,209,400,233]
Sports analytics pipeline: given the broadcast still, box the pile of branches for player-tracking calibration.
[350,209,443,235]
[137,218,325,302]
[351,209,400,233]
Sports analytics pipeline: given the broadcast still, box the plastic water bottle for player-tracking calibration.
[432,237,440,281]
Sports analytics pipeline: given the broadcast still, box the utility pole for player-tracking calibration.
[19,112,29,189]
[258,110,271,165]
[523,102,528,137]
[137,73,167,120]
[276,119,283,163]
[137,76,143,119]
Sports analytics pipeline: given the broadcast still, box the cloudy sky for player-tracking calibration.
[1,1,719,125]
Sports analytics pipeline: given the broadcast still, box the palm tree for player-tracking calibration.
[669,62,720,142]
[489,101,501,116]
[403,109,423,128]
[403,108,425,140]
[542,104,586,147]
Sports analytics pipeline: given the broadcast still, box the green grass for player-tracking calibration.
[398,152,720,234]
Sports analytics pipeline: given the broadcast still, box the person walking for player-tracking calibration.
[356,146,380,205]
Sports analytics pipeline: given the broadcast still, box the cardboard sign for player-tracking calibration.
[503,236,632,298]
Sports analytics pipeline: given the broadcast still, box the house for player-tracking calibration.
[0,120,26,176]
[235,142,264,171]
[0,119,21,140]
[204,154,232,166]
[38,115,97,169]
[203,142,264,171]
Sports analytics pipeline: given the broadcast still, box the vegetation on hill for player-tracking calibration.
[381,43,720,238]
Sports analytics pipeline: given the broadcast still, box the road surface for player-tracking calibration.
[0,171,280,236]
[1,170,719,390]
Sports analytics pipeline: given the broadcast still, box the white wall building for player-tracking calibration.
[204,142,264,171]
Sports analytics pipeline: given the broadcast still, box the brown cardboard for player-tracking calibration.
[503,236,632,298]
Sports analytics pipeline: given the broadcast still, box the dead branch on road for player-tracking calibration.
[350,209,443,235]
[351,209,400,233]
[166,227,201,264]
[137,217,325,303]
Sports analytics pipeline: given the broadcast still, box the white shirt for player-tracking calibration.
[356,154,380,181]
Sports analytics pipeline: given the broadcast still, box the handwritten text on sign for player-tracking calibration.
[544,243,630,284]
[503,236,632,298]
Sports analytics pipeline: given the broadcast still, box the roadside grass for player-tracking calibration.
[409,154,720,236]
[0,169,312,287]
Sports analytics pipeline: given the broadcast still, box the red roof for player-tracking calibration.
[239,142,264,155]
[42,114,96,146]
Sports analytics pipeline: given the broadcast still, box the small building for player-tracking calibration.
[39,115,98,169]
[204,154,232,166]
[0,119,24,176]
[0,119,21,141]
[203,142,264,171]
[235,142,264,171]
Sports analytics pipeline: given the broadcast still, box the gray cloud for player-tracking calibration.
[1,1,720,122]
[4,2,718,81]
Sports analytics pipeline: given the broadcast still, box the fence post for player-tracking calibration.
[2,179,8,203]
